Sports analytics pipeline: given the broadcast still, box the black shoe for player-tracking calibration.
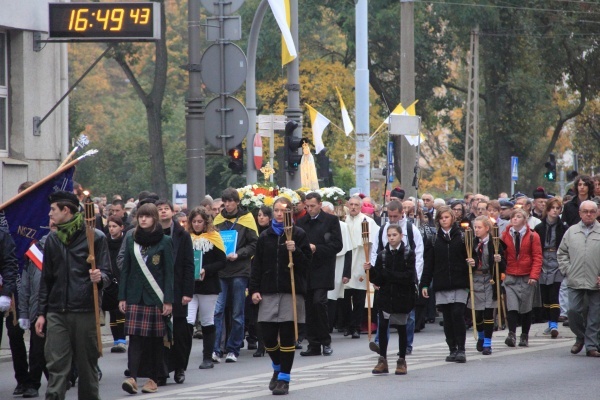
[482,347,492,355]
[369,341,380,353]
[406,348,412,356]
[518,334,529,347]
[455,350,467,363]
[295,341,303,350]
[272,380,289,395]
[300,348,321,356]
[505,332,516,347]
[247,342,258,350]
[124,368,130,377]
[156,377,167,387]
[445,349,458,362]
[351,331,360,339]
[253,347,266,357]
[476,338,484,352]
[174,369,185,384]
[199,359,214,369]
[323,345,333,356]
[343,329,350,336]
[269,371,279,391]
[23,387,39,398]
[97,365,102,381]
[13,383,26,396]
[193,330,203,339]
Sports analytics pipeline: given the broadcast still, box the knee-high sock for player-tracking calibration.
[396,324,407,358]
[520,311,532,335]
[378,312,390,359]
[507,310,519,333]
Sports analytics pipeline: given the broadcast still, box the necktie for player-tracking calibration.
[514,231,521,258]
[391,249,397,255]
[477,242,484,264]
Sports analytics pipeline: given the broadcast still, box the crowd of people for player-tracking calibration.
[0,174,599,398]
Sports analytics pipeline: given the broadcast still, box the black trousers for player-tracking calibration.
[128,335,164,381]
[0,312,29,385]
[26,321,48,389]
[305,288,331,349]
[343,288,366,334]
[167,316,193,372]
[439,302,467,351]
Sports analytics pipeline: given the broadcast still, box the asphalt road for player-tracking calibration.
[0,320,594,399]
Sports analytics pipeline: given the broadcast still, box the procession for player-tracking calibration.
[0,172,599,399]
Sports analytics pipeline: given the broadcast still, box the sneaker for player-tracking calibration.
[372,356,389,374]
[212,352,221,363]
[369,341,380,353]
[272,380,289,395]
[542,327,551,335]
[141,379,158,393]
[395,358,407,375]
[111,343,127,353]
[225,352,237,363]
[505,332,516,347]
[199,359,214,369]
[550,328,559,338]
[122,378,138,394]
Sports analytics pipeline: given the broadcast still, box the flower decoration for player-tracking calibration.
[308,187,346,206]
[236,184,300,211]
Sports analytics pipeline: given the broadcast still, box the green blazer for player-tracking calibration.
[118,234,175,306]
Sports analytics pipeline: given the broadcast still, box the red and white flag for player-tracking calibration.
[25,243,43,270]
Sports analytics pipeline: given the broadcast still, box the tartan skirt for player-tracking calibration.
[125,304,165,337]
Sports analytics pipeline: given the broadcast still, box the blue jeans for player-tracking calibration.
[213,277,248,357]
[374,309,415,351]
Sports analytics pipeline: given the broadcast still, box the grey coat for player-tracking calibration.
[18,236,47,320]
[558,221,600,290]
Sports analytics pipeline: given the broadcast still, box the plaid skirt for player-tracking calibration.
[125,304,165,337]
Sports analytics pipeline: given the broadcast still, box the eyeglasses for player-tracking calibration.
[580,210,597,215]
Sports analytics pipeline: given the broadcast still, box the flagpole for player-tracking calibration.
[0,150,97,211]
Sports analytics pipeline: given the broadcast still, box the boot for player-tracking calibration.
[455,346,466,363]
[395,358,407,375]
[505,331,516,347]
[253,341,265,357]
[272,380,289,395]
[445,347,458,362]
[372,356,389,374]
[519,333,529,347]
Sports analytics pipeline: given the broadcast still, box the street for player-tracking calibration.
[1,319,595,399]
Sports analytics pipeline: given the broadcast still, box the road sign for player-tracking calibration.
[511,156,518,181]
[200,43,247,94]
[204,97,249,148]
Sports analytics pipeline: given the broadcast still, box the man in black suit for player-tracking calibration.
[296,192,343,356]
[156,200,194,384]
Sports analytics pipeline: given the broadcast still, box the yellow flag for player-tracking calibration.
[281,0,295,66]
[406,100,419,116]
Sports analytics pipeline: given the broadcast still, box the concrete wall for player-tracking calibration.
[0,0,49,33]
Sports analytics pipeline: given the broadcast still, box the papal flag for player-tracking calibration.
[335,87,354,136]
[306,104,330,154]
[268,0,297,66]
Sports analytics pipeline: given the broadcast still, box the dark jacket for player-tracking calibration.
[534,218,568,250]
[166,222,194,318]
[106,234,124,281]
[216,208,259,279]
[249,226,312,296]
[296,211,343,290]
[0,228,18,297]
[193,238,226,295]
[38,225,111,315]
[420,225,469,292]
[118,234,175,307]
[371,243,417,314]
[562,196,591,227]
[472,235,507,299]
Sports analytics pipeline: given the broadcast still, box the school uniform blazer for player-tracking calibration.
[119,234,175,307]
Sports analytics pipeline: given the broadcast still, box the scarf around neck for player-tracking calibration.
[271,220,284,236]
[56,213,84,245]
[134,227,164,248]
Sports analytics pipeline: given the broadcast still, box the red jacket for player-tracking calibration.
[501,225,542,280]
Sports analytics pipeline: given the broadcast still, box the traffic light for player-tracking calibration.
[284,120,302,172]
[544,153,557,182]
[316,148,334,186]
[228,145,244,174]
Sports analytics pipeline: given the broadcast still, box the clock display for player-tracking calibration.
[49,2,161,41]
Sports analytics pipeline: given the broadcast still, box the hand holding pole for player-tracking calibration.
[461,222,478,341]
[284,206,298,342]
[491,219,503,329]
[362,218,372,341]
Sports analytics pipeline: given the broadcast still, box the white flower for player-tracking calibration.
[193,237,214,253]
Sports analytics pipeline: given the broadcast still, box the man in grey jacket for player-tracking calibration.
[558,200,600,357]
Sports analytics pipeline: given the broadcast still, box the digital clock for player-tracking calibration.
[48,2,161,41]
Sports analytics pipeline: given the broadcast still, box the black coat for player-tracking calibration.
[39,225,112,315]
[167,222,194,318]
[296,211,343,290]
[0,228,17,297]
[194,243,226,295]
[371,243,417,314]
[562,196,591,227]
[420,225,469,292]
[249,226,312,296]
[536,218,568,248]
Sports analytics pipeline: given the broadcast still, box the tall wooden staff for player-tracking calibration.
[491,219,503,329]
[461,222,478,340]
[283,207,298,342]
[84,196,103,357]
[361,219,372,341]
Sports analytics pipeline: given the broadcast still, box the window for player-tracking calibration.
[0,31,7,154]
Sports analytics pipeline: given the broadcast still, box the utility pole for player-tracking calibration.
[284,0,302,189]
[355,0,370,196]
[400,0,416,199]
[463,26,480,194]
[186,0,205,207]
